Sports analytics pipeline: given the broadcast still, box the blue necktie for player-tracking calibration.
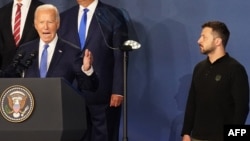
[40,44,49,78]
[79,8,89,50]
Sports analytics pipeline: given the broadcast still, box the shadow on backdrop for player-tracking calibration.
[169,74,192,141]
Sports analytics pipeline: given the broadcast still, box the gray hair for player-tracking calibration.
[34,4,60,21]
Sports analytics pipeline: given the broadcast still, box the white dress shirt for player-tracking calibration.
[12,0,32,38]
[78,0,98,38]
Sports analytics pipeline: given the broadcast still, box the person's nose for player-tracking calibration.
[197,37,202,44]
[44,22,49,29]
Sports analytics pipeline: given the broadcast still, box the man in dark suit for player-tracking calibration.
[58,0,128,141]
[0,0,43,70]
[9,4,98,93]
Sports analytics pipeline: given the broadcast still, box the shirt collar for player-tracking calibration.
[206,53,229,64]
[79,0,98,12]
[14,0,31,8]
[39,35,58,49]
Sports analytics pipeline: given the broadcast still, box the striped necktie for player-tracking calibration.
[13,3,22,46]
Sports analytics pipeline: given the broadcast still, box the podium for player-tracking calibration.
[0,78,86,141]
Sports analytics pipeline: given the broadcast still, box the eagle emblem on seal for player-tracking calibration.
[7,93,29,118]
[0,85,34,122]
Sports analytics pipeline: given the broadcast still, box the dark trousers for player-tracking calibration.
[81,104,121,141]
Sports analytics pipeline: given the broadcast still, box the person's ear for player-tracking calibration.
[214,37,222,46]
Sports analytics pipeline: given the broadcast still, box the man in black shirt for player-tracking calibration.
[181,21,249,141]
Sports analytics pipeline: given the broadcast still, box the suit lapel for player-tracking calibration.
[71,7,82,48]
[46,39,64,75]
[25,39,40,76]
[5,2,15,43]
[85,3,104,47]
[85,13,99,47]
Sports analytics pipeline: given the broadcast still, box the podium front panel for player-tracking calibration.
[0,78,86,141]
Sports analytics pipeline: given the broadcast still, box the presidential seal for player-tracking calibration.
[0,85,34,123]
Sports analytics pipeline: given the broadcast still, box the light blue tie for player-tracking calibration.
[79,8,89,50]
[40,44,49,78]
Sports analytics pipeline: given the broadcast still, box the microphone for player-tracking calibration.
[12,51,25,69]
[95,8,141,51]
[0,51,37,78]
[17,50,38,77]
[23,51,37,69]
[0,51,25,77]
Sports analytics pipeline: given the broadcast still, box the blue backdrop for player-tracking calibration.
[1,0,250,141]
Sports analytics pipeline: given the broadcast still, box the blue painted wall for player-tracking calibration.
[1,0,250,141]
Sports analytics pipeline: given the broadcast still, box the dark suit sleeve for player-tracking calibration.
[73,52,98,92]
[77,71,99,92]
[111,9,129,95]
